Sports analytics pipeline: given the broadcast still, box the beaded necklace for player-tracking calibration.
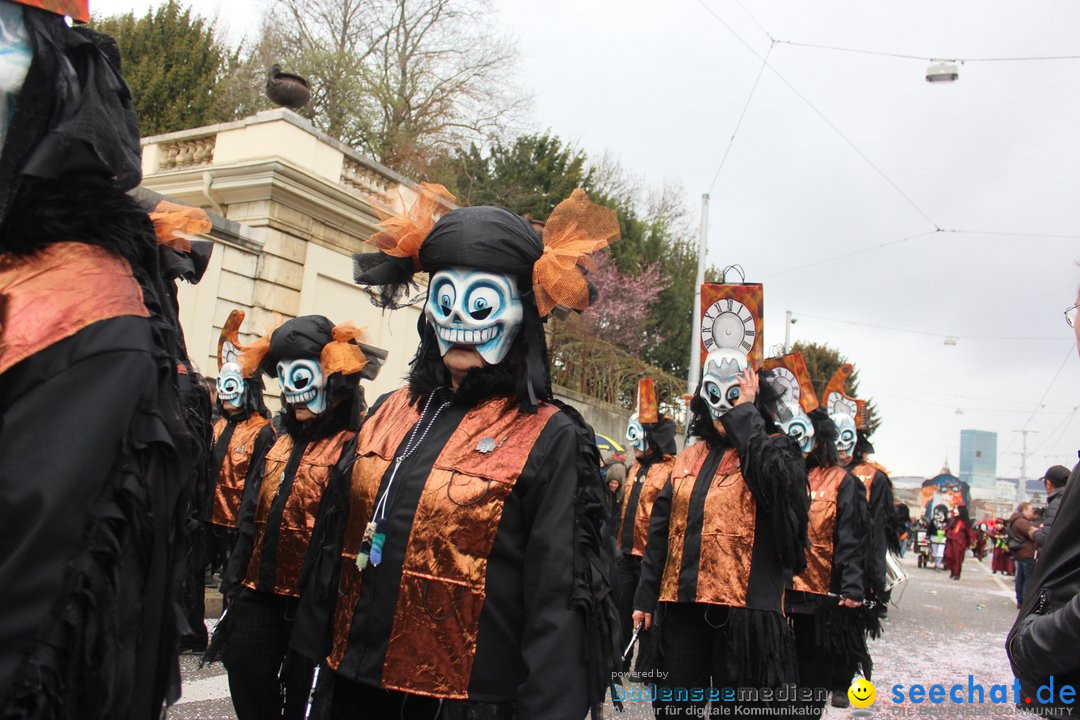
[356,392,451,570]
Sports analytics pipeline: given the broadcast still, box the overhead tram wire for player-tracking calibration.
[760,229,939,279]
[691,0,940,230]
[761,226,1080,279]
[793,313,1063,342]
[1033,404,1080,455]
[1001,343,1076,454]
[707,43,774,194]
[772,40,1080,64]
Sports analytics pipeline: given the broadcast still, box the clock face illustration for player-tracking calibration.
[767,367,800,408]
[827,392,858,419]
[701,297,756,353]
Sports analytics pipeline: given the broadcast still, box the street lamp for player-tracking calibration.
[784,310,797,353]
[926,61,959,83]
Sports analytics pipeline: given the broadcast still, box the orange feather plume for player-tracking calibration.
[368,183,455,270]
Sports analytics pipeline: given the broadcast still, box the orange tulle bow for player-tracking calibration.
[533,188,620,317]
[150,200,212,252]
[320,322,370,377]
[369,183,455,271]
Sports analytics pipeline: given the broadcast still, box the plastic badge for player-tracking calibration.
[370,532,386,566]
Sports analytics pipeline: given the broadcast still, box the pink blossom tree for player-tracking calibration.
[583,252,668,355]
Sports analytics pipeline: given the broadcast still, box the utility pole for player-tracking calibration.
[687,193,709,397]
[784,310,794,353]
[1012,429,1038,506]
[686,194,709,439]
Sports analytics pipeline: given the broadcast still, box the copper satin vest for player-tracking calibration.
[243,428,355,597]
[329,388,560,699]
[618,458,675,557]
[0,242,149,374]
[210,415,272,528]
[659,441,756,606]
[792,466,847,596]
[851,463,876,505]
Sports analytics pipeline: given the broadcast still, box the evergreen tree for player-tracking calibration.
[792,340,881,434]
[94,1,236,136]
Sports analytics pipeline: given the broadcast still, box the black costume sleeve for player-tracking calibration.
[515,420,590,720]
[633,479,673,613]
[290,434,359,664]
[721,403,810,575]
[219,427,276,599]
[1009,593,1080,679]
[866,470,895,598]
[834,474,868,601]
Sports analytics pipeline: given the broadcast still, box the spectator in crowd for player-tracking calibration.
[1009,503,1039,608]
[603,455,628,533]
[1032,465,1069,548]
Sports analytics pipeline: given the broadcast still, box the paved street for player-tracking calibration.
[168,552,1023,719]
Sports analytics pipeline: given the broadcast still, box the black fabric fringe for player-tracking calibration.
[1,416,186,719]
[718,607,799,689]
[554,401,622,720]
[811,602,874,681]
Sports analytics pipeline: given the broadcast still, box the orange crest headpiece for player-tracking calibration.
[217,309,249,374]
[823,364,868,430]
[698,278,764,370]
[762,352,818,417]
[534,188,620,317]
[637,378,659,424]
[12,0,89,22]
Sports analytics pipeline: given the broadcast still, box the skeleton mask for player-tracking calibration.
[425,268,524,365]
[781,413,815,454]
[699,349,747,420]
[831,412,857,455]
[277,358,328,415]
[626,412,645,452]
[216,361,247,411]
[0,2,31,150]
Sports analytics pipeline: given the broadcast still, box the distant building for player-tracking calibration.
[960,430,997,499]
[993,477,1046,518]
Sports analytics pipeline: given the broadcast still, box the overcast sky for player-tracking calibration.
[95,0,1080,480]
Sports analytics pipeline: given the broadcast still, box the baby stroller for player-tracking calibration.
[914,529,932,568]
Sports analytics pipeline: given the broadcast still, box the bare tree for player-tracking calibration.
[241,0,526,175]
[362,0,526,173]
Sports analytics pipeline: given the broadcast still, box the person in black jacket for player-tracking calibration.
[0,3,198,715]
[1033,465,1069,548]
[632,349,808,718]
[1007,292,1080,717]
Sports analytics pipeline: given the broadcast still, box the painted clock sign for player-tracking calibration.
[698,282,764,369]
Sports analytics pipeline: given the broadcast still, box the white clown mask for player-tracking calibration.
[781,413,815,454]
[216,362,247,411]
[425,268,524,365]
[831,412,857,455]
[0,2,31,150]
[626,412,645,452]
[699,349,748,420]
[277,358,328,415]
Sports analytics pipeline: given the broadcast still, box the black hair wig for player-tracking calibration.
[805,408,839,469]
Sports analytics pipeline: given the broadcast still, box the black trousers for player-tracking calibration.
[653,604,779,718]
[223,590,315,720]
[206,524,237,576]
[329,675,516,719]
[791,612,833,719]
[614,553,642,672]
